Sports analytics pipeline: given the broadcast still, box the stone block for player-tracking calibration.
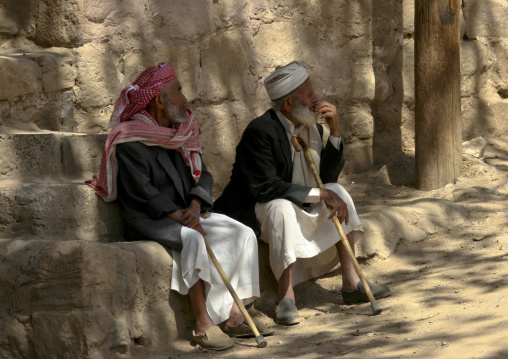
[463,0,508,38]
[0,133,62,181]
[79,0,148,44]
[33,0,82,47]
[74,43,123,109]
[61,134,107,179]
[0,183,123,241]
[0,133,106,182]
[341,104,374,141]
[342,140,373,173]
[0,55,39,100]
[461,40,489,78]
[153,0,213,40]
[0,239,189,358]
[39,48,76,92]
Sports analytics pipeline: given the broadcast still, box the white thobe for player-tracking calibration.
[255,111,363,286]
[170,212,260,324]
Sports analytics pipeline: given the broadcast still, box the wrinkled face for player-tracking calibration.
[290,79,320,127]
[294,78,319,113]
[158,79,188,126]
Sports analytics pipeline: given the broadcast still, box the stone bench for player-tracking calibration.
[0,238,193,358]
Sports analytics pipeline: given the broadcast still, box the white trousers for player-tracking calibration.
[255,183,363,287]
[170,212,260,324]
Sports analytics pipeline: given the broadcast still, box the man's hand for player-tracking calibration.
[316,101,340,137]
[167,198,207,236]
[320,188,349,225]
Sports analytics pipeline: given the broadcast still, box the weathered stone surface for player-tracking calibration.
[0,133,106,181]
[0,6,20,36]
[0,239,191,358]
[199,31,250,103]
[39,48,76,92]
[462,136,488,158]
[0,55,39,100]
[32,0,82,47]
[74,43,123,109]
[193,102,257,197]
[0,92,63,131]
[153,0,213,41]
[79,0,147,44]
[463,0,508,38]
[0,183,122,241]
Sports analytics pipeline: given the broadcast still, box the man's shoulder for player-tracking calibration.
[117,141,152,150]
[245,109,279,132]
[117,141,154,155]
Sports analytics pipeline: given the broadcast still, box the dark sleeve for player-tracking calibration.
[116,142,182,219]
[237,123,311,206]
[320,137,345,183]
[189,160,214,211]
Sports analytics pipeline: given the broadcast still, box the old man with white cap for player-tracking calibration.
[214,62,391,325]
[89,63,273,350]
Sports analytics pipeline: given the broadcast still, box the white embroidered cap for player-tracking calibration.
[264,62,309,100]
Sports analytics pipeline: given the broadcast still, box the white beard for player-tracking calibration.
[292,104,319,127]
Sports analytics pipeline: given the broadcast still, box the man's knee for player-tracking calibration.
[263,199,295,216]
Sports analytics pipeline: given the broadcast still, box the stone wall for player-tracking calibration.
[3,0,505,190]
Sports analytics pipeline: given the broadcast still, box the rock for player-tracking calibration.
[376,165,392,186]
[462,137,487,158]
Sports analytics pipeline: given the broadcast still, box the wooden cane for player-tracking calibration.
[291,135,382,315]
[202,211,268,347]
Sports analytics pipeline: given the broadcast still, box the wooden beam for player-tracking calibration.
[415,0,462,190]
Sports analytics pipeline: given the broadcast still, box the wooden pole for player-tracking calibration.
[415,0,462,190]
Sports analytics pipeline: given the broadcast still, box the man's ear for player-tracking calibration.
[283,96,294,112]
[155,94,164,108]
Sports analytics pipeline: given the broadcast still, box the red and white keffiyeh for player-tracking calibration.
[87,63,202,202]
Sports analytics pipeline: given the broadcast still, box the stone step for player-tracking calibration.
[0,132,106,183]
[0,182,122,241]
[0,238,192,358]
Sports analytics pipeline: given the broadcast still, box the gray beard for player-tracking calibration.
[292,105,319,127]
[165,103,188,124]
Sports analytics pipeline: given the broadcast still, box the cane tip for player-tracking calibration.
[371,302,383,315]
[255,335,267,348]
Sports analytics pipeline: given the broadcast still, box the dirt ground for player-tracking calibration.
[169,135,508,359]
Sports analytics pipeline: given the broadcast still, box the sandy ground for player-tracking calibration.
[169,135,508,359]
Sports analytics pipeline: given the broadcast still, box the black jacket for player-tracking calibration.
[116,141,213,251]
[214,109,345,237]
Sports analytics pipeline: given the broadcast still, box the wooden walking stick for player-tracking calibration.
[202,211,268,347]
[291,135,383,315]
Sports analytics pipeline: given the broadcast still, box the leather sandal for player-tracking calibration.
[193,326,234,351]
[341,280,391,305]
[223,320,275,338]
[275,298,300,325]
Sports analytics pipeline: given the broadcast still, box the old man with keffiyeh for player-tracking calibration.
[214,62,391,326]
[88,63,272,351]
